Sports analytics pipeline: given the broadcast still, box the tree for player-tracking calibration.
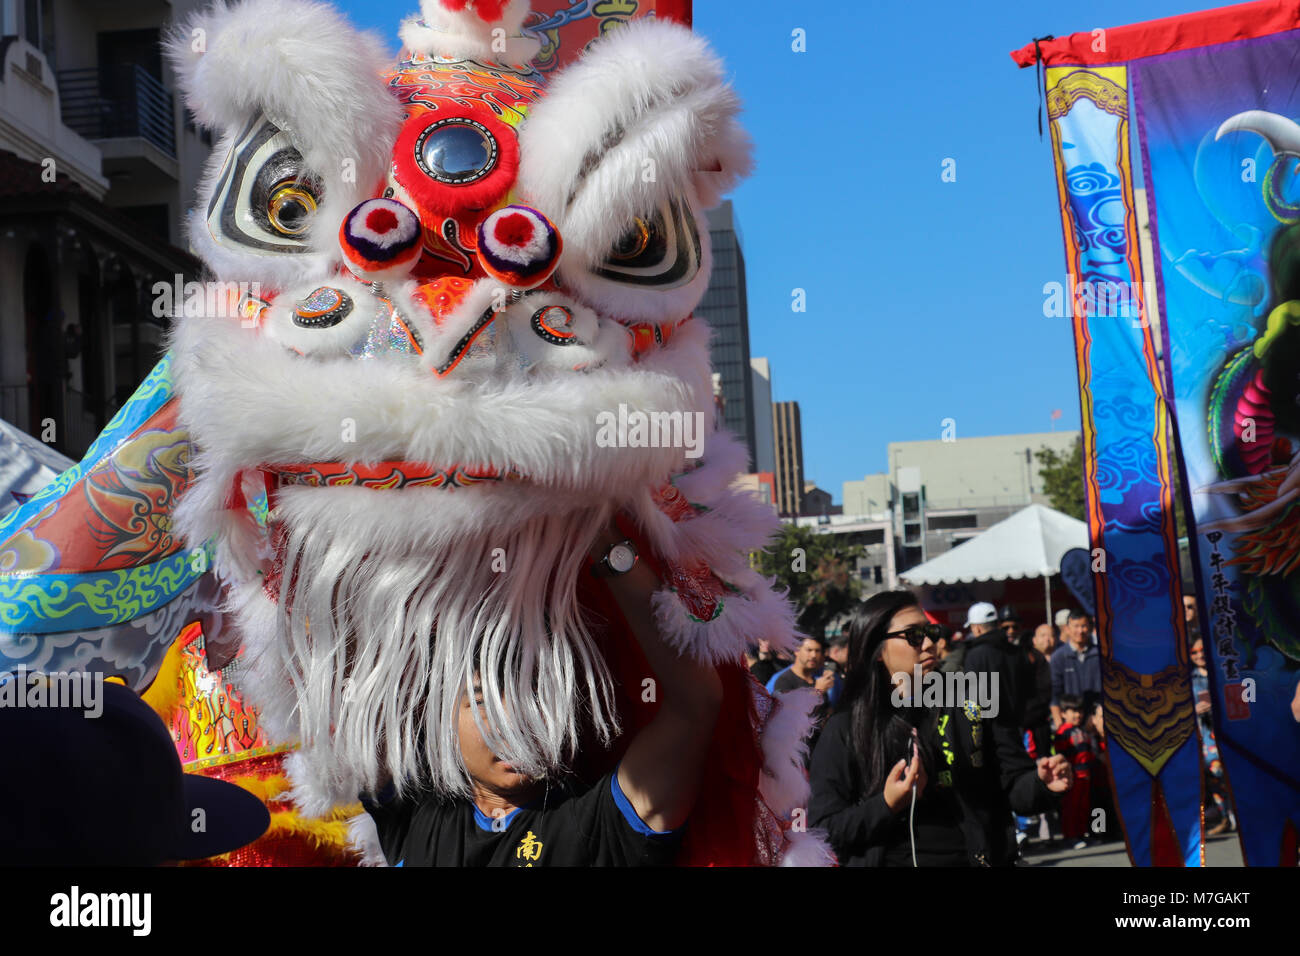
[1036,440,1086,520]
[754,523,864,639]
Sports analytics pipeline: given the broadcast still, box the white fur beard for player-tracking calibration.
[240,493,620,806]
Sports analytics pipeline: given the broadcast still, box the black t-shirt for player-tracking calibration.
[362,770,681,867]
[772,668,814,694]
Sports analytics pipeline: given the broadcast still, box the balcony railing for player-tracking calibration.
[57,64,176,157]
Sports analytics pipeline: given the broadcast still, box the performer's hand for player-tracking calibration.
[1037,754,1072,792]
[883,748,926,813]
[1195,700,1212,716]
[1291,681,1300,723]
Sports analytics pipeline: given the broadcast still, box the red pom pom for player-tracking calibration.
[437,0,506,21]
[365,207,400,234]
[492,212,535,247]
[473,0,508,21]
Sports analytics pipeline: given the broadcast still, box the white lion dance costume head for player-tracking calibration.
[0,0,830,865]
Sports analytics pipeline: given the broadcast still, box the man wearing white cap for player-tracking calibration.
[962,602,1022,728]
[967,602,998,632]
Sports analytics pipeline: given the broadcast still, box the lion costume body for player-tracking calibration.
[0,0,828,866]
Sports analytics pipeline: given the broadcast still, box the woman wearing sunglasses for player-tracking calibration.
[808,590,1072,866]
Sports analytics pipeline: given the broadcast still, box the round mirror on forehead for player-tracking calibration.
[416,118,498,185]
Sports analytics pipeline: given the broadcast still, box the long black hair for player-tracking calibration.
[841,590,940,796]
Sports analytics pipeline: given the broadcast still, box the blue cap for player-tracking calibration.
[0,674,270,865]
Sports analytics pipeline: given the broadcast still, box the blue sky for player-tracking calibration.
[337,0,1247,499]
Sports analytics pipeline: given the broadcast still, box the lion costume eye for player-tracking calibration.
[611,217,652,261]
[267,182,318,236]
[595,198,700,288]
[206,116,324,253]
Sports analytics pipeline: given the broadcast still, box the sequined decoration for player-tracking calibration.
[349,290,424,358]
[293,287,353,328]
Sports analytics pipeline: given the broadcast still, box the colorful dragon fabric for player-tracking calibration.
[1016,0,1300,866]
[0,0,827,866]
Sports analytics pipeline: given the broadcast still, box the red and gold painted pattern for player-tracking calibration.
[269,461,511,489]
[165,625,275,767]
[665,561,726,623]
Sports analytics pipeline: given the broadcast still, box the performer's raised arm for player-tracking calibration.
[588,521,724,834]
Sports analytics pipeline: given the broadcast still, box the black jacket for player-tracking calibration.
[962,630,1025,728]
[1021,647,1052,729]
[808,705,1055,867]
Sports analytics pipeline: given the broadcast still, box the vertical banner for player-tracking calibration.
[526,0,691,74]
[1042,65,1201,866]
[1015,0,1300,867]
[1132,13,1300,866]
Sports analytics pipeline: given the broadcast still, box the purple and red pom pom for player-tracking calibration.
[339,198,422,281]
[476,204,562,289]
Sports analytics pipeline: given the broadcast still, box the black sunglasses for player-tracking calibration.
[883,623,946,648]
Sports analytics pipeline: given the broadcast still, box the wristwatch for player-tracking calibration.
[592,539,638,577]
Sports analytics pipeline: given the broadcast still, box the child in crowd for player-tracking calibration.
[1085,701,1116,841]
[1054,695,1096,849]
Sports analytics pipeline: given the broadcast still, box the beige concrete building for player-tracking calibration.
[842,430,1082,573]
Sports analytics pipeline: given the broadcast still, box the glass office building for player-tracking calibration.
[696,201,756,469]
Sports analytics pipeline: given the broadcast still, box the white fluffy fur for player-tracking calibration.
[758,685,819,817]
[346,809,389,866]
[172,298,716,804]
[261,276,387,355]
[517,18,752,323]
[165,0,402,287]
[780,829,837,867]
[651,576,799,665]
[400,0,541,65]
[169,306,708,491]
[629,432,783,569]
[237,485,618,802]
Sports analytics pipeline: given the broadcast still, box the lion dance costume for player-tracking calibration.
[0,0,830,866]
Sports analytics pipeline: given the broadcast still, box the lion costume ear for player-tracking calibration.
[164,0,403,287]
[517,18,753,324]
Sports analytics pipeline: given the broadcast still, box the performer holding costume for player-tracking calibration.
[365,521,722,866]
[0,0,832,864]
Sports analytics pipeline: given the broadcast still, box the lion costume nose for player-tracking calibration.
[339,198,423,281]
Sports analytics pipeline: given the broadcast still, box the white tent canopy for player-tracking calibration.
[0,417,74,517]
[900,503,1087,585]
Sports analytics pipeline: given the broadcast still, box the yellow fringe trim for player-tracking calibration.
[185,772,365,864]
